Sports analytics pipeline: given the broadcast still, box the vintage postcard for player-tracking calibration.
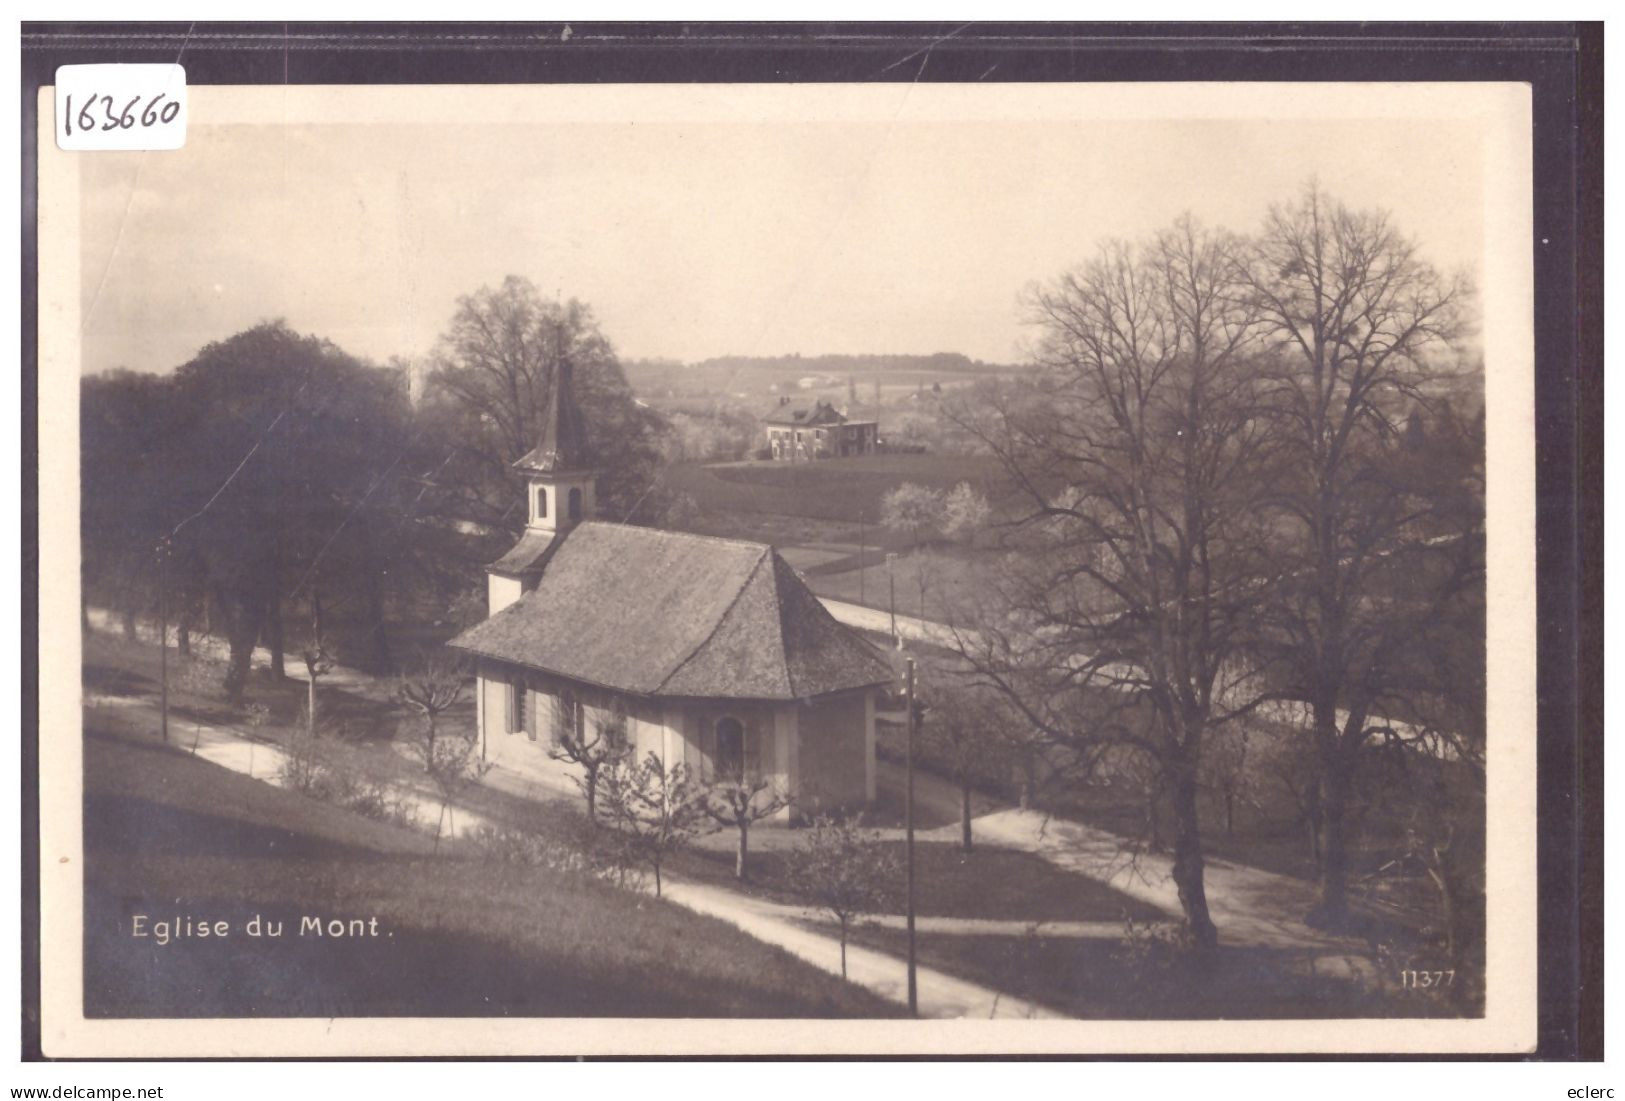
[35,78,1537,1056]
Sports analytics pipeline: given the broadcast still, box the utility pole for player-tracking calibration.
[887,552,898,648]
[156,538,169,744]
[905,656,918,1016]
[858,511,866,605]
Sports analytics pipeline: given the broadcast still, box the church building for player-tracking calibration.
[448,362,895,819]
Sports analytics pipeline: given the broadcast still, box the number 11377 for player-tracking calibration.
[1399,969,1456,989]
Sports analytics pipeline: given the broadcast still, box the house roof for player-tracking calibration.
[514,360,591,474]
[763,399,848,427]
[448,522,898,701]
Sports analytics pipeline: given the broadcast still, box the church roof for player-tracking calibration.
[514,360,591,474]
[488,529,557,577]
[448,522,897,701]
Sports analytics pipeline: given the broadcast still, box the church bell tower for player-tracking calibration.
[486,359,595,616]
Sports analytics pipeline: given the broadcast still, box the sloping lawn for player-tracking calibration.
[841,928,1478,1020]
[83,723,898,1019]
[674,839,1165,924]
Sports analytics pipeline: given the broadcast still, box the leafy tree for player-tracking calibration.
[424,276,667,529]
[880,482,945,549]
[600,752,705,897]
[940,481,991,546]
[788,815,899,979]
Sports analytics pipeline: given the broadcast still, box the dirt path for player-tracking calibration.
[85,613,1374,998]
[818,598,963,649]
[656,877,1058,1018]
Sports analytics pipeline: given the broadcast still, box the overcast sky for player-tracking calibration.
[77,108,1486,374]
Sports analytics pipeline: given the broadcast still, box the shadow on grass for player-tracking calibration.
[82,724,899,1020]
[843,926,1480,1020]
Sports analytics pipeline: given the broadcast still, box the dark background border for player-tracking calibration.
[19,20,1602,1062]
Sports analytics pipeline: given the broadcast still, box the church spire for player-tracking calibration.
[515,357,590,475]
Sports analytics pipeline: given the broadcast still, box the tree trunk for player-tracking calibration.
[218,588,260,706]
[265,588,285,679]
[176,620,191,658]
[122,606,137,641]
[307,675,317,739]
[1225,790,1235,836]
[1315,754,1352,927]
[736,822,749,879]
[839,919,849,979]
[960,782,974,852]
[1169,768,1219,949]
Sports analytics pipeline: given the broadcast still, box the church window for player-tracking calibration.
[508,681,529,738]
[715,716,746,780]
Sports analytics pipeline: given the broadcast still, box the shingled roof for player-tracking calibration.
[514,360,591,474]
[448,523,897,701]
[763,399,848,427]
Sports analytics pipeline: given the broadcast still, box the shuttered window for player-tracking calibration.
[715,717,746,780]
[511,681,528,737]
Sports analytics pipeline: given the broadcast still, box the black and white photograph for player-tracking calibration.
[29,50,1559,1060]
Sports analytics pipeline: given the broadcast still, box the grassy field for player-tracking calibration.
[661,454,1010,526]
[840,926,1476,1020]
[674,840,1164,925]
[82,710,898,1018]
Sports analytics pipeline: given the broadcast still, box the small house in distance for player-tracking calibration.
[448,363,895,820]
[762,398,878,461]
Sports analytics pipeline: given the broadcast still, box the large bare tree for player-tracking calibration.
[946,217,1273,948]
[1244,183,1474,925]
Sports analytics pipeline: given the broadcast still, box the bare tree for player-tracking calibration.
[1244,182,1473,926]
[297,606,335,740]
[600,752,705,898]
[787,815,899,980]
[1199,722,1253,837]
[395,651,467,772]
[411,730,491,855]
[548,704,632,823]
[943,216,1273,948]
[917,672,1013,852]
[700,774,792,880]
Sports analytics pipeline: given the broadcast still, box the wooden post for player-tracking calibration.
[157,540,169,744]
[905,656,918,1016]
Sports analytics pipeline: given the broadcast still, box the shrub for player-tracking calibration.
[276,734,329,797]
[1110,915,1195,976]
[469,817,642,889]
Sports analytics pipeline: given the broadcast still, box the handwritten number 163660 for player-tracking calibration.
[62,93,180,136]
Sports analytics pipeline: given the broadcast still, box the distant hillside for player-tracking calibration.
[685,352,1017,375]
